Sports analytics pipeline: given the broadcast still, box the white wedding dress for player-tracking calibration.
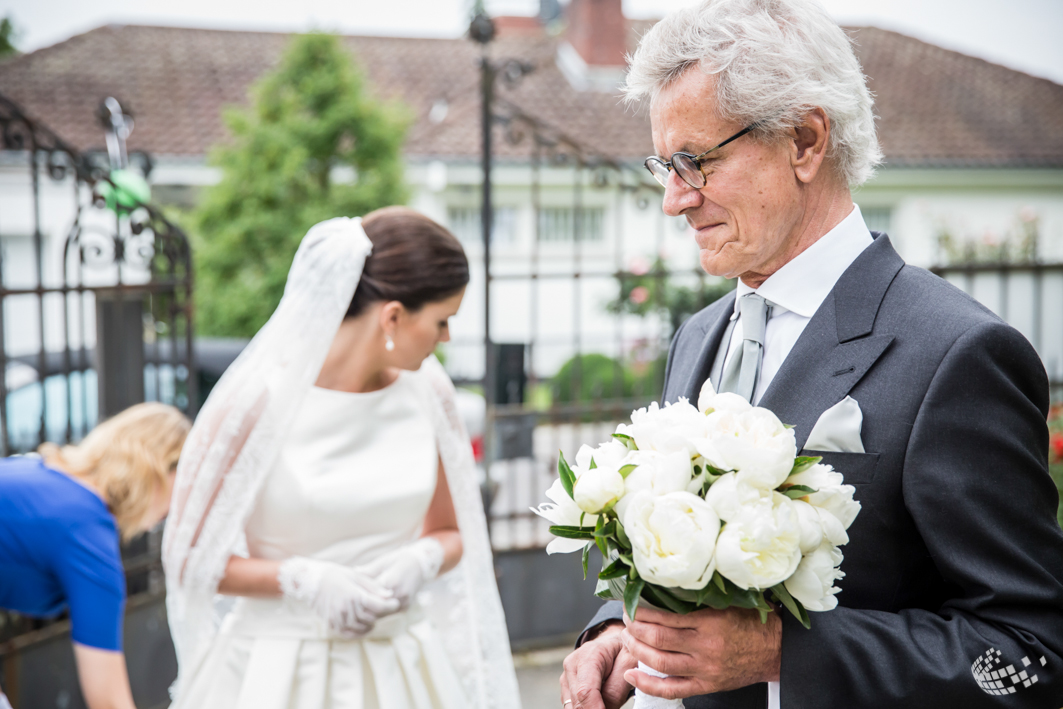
[172,374,469,709]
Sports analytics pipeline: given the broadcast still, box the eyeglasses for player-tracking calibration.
[644,124,757,189]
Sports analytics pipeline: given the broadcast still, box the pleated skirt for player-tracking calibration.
[172,598,470,709]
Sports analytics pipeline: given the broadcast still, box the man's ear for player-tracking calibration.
[790,107,831,184]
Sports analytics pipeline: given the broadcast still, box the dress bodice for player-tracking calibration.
[244,372,438,566]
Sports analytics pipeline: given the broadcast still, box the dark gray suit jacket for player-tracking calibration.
[582,235,1063,707]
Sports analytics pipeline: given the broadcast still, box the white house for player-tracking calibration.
[2,0,1062,387]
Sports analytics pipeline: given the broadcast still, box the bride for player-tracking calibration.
[163,208,521,708]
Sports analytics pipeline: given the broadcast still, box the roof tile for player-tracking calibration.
[0,24,1059,167]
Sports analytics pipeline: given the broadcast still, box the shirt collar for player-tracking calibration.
[731,204,873,320]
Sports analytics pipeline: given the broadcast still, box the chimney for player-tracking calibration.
[566,0,627,67]
[556,0,628,92]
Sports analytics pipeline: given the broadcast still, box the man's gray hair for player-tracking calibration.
[625,0,883,186]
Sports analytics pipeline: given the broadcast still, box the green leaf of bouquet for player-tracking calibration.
[596,534,609,558]
[642,584,695,615]
[594,515,609,556]
[612,433,638,451]
[618,463,638,479]
[558,451,577,498]
[696,579,732,609]
[596,584,619,600]
[780,484,818,500]
[599,558,629,580]
[582,541,591,580]
[713,571,727,593]
[719,579,764,610]
[624,576,646,621]
[615,520,631,548]
[589,456,598,470]
[548,525,596,539]
[789,456,822,477]
[784,423,796,429]
[594,520,617,538]
[770,583,811,630]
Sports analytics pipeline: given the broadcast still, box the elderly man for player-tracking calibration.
[560,1,1063,708]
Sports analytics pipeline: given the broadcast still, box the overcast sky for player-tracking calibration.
[3,0,1062,84]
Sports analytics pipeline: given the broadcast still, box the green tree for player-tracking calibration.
[0,16,21,59]
[191,32,408,336]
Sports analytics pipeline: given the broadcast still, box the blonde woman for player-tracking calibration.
[0,403,190,709]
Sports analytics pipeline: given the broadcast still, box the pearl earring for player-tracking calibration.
[385,335,395,352]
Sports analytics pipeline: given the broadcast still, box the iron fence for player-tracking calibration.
[0,91,194,700]
[447,88,733,550]
[930,261,1063,397]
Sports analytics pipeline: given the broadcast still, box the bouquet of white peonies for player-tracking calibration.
[533,380,861,709]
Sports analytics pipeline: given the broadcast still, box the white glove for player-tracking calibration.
[278,556,399,637]
[357,537,445,611]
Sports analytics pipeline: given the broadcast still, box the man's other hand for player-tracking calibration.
[561,621,636,709]
[621,605,782,699]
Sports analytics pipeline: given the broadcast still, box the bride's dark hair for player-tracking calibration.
[346,206,469,318]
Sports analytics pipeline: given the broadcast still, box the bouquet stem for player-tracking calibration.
[633,662,685,709]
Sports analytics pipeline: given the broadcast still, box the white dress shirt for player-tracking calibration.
[714,204,873,709]
[719,204,874,405]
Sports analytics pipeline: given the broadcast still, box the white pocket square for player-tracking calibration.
[805,396,865,453]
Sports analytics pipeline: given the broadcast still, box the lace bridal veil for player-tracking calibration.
[162,217,522,708]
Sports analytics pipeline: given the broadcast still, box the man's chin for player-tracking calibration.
[698,251,738,279]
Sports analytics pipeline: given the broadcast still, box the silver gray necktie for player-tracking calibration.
[719,293,772,403]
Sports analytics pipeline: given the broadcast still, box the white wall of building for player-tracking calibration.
[3,155,1062,383]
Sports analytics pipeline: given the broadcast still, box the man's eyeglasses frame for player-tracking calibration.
[644,124,758,189]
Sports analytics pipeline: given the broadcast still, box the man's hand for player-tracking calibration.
[621,605,781,700]
[560,621,637,709]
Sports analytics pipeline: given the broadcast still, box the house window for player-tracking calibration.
[447,207,517,245]
[861,206,893,236]
[537,207,604,242]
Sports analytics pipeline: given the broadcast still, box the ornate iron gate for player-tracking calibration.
[0,92,193,705]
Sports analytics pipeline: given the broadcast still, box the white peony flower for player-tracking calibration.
[531,478,597,554]
[570,440,631,515]
[573,467,626,515]
[618,399,708,457]
[792,500,825,554]
[696,407,797,489]
[786,463,861,539]
[614,449,693,519]
[784,542,844,611]
[704,472,770,523]
[575,439,630,472]
[697,378,753,416]
[624,492,721,590]
[714,492,802,590]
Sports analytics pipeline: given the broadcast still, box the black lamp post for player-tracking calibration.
[470,11,497,423]
[468,10,535,491]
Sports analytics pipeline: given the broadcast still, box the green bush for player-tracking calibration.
[551,353,666,405]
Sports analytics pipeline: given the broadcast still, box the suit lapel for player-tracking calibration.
[758,236,904,449]
[673,291,736,403]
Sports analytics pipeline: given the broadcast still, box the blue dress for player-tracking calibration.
[0,456,125,651]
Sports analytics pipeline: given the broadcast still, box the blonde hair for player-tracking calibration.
[40,402,191,541]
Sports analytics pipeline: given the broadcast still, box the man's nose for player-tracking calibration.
[661,169,701,217]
